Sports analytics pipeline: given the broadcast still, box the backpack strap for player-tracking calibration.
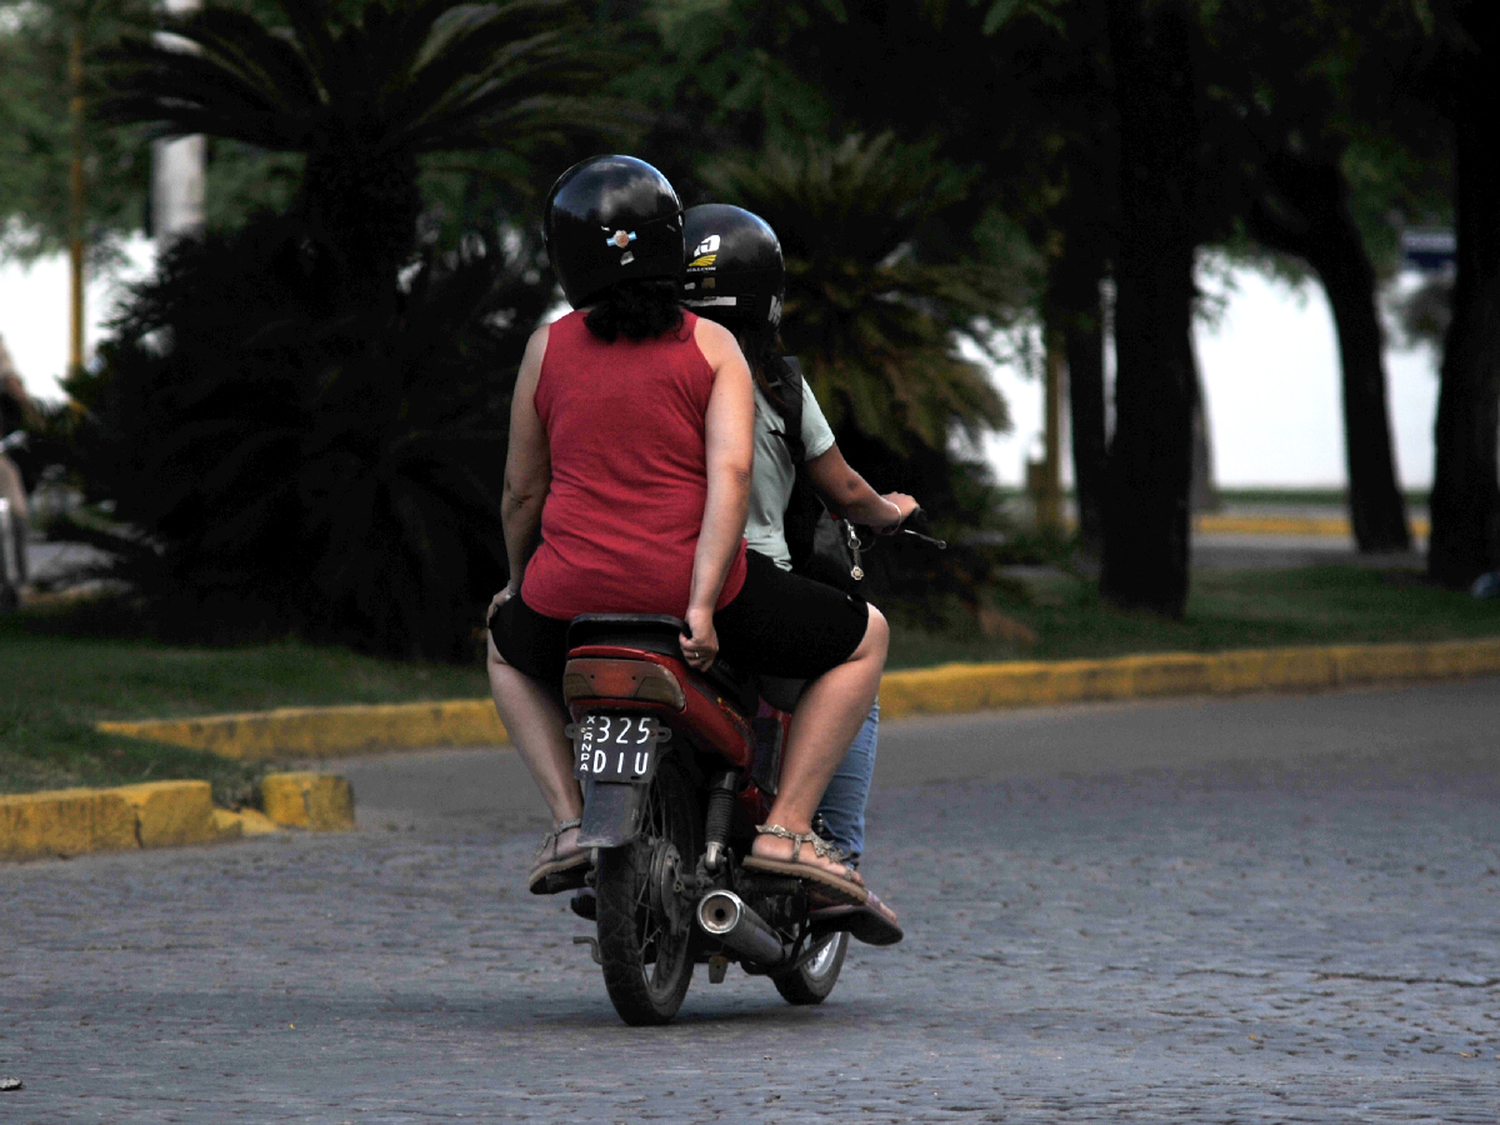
[768,356,829,572]
[765,355,806,466]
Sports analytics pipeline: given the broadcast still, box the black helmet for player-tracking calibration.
[544,155,684,308]
[680,204,784,332]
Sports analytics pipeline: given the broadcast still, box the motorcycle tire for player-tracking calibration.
[771,931,849,1005]
[594,755,701,1025]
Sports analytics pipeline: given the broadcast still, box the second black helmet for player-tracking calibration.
[680,204,785,333]
[544,155,684,308]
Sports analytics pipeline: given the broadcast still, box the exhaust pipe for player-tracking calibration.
[696,890,787,966]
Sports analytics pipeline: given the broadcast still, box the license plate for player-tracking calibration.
[566,714,668,783]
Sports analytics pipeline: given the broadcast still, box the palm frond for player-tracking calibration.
[99,0,606,155]
[708,133,1018,451]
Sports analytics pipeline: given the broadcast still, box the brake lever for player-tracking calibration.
[900,527,947,549]
[894,506,947,549]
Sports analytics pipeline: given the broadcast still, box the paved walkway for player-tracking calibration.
[4,679,1499,1121]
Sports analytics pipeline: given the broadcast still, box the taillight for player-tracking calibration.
[562,658,687,710]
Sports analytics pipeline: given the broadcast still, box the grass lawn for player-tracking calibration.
[886,565,1500,668]
[0,599,488,802]
[4,566,1499,799]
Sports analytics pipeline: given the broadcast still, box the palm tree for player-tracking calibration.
[58,0,613,659]
[707,133,1026,613]
[707,132,1016,455]
[98,0,605,307]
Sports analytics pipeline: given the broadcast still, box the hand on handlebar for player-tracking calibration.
[878,492,920,532]
[678,605,719,672]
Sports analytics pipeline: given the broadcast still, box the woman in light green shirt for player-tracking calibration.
[683,204,916,862]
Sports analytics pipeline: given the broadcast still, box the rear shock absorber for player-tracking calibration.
[703,771,737,872]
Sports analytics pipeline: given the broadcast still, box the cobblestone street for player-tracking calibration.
[4,680,1500,1122]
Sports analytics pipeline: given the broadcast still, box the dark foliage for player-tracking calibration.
[96,0,610,307]
[59,215,550,659]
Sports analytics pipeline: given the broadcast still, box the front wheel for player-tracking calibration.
[771,931,849,1005]
[594,755,700,1025]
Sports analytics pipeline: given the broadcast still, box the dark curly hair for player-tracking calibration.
[729,324,794,411]
[584,278,686,342]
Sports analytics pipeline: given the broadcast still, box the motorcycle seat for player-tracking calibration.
[566,614,760,717]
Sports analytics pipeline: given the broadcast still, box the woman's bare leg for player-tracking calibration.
[486,634,583,846]
[752,605,888,878]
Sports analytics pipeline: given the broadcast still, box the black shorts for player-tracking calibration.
[490,549,868,685]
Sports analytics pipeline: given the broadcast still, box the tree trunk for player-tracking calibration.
[1188,338,1219,513]
[1320,245,1412,552]
[302,143,422,317]
[1248,154,1412,552]
[1429,92,1500,586]
[1099,0,1197,617]
[1046,255,1107,556]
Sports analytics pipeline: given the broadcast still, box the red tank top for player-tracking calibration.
[521,310,748,620]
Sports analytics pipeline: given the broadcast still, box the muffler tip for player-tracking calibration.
[696,890,743,936]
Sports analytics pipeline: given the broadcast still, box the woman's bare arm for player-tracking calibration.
[806,443,917,529]
[678,317,754,669]
[499,325,553,598]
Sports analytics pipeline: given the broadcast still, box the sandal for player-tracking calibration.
[809,893,904,946]
[742,823,869,908]
[528,818,590,895]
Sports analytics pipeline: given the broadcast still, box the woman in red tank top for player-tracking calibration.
[520,306,748,620]
[486,156,891,907]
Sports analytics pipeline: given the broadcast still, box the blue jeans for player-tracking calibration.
[814,701,879,860]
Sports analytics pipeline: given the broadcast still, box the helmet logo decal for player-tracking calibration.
[768,294,783,326]
[687,253,717,268]
[693,235,721,256]
[606,229,637,249]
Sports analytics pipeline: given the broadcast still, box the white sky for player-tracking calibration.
[2,242,1442,489]
[981,259,1441,490]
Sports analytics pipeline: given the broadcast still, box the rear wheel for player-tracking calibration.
[771,931,849,1005]
[594,755,700,1025]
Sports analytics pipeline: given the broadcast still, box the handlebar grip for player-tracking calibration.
[897,507,946,549]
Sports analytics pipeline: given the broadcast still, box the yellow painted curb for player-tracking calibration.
[1194,513,1431,539]
[99,699,507,762]
[875,637,1500,719]
[218,807,280,837]
[261,773,355,832]
[0,788,137,860]
[0,774,361,861]
[210,808,246,840]
[91,636,1500,760]
[115,781,217,849]
[0,780,241,861]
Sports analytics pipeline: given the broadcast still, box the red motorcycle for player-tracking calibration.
[560,607,901,1025]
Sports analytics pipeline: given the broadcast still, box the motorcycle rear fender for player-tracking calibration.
[577,777,646,849]
[564,646,755,769]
